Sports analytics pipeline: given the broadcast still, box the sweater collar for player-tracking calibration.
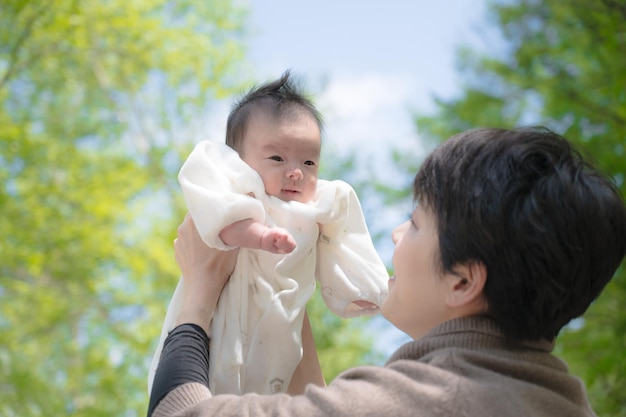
[386,315,555,365]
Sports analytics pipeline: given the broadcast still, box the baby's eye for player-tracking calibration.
[269,155,283,162]
[304,160,317,166]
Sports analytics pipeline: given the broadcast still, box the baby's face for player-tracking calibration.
[240,111,320,203]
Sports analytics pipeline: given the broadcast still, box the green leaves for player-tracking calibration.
[0,1,247,415]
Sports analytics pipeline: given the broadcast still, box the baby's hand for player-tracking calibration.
[260,227,296,254]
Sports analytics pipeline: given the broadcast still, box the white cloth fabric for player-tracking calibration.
[148,140,389,395]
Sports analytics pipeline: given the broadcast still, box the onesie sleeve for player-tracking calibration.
[313,180,389,318]
[178,141,267,250]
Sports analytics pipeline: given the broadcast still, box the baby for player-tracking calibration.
[148,71,388,395]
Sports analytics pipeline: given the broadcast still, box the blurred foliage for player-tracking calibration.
[0,1,381,415]
[409,0,626,415]
[0,0,246,415]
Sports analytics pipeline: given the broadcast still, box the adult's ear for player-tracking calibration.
[445,261,487,309]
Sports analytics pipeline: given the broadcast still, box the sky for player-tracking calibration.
[245,1,489,155]
[238,0,490,356]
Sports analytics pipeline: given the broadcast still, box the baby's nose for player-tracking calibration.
[288,168,303,180]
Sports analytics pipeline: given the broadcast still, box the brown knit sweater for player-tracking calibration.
[152,315,596,417]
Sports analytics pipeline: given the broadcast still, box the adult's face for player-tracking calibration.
[382,204,453,340]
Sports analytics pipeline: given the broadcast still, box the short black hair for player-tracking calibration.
[225,70,323,152]
[414,126,626,341]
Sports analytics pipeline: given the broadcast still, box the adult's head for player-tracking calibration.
[411,126,626,341]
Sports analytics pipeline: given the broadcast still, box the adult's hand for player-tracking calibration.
[174,213,239,333]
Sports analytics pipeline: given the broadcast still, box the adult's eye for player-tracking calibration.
[407,212,418,228]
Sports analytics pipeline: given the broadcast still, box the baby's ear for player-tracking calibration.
[445,261,487,309]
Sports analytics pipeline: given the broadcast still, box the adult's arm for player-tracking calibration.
[147,323,211,416]
[148,309,324,415]
[147,214,237,415]
[148,214,325,414]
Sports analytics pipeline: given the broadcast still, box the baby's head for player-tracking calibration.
[226,71,323,203]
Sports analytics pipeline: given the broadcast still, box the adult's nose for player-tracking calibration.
[391,221,410,245]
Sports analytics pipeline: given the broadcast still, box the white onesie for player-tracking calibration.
[148,140,389,395]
